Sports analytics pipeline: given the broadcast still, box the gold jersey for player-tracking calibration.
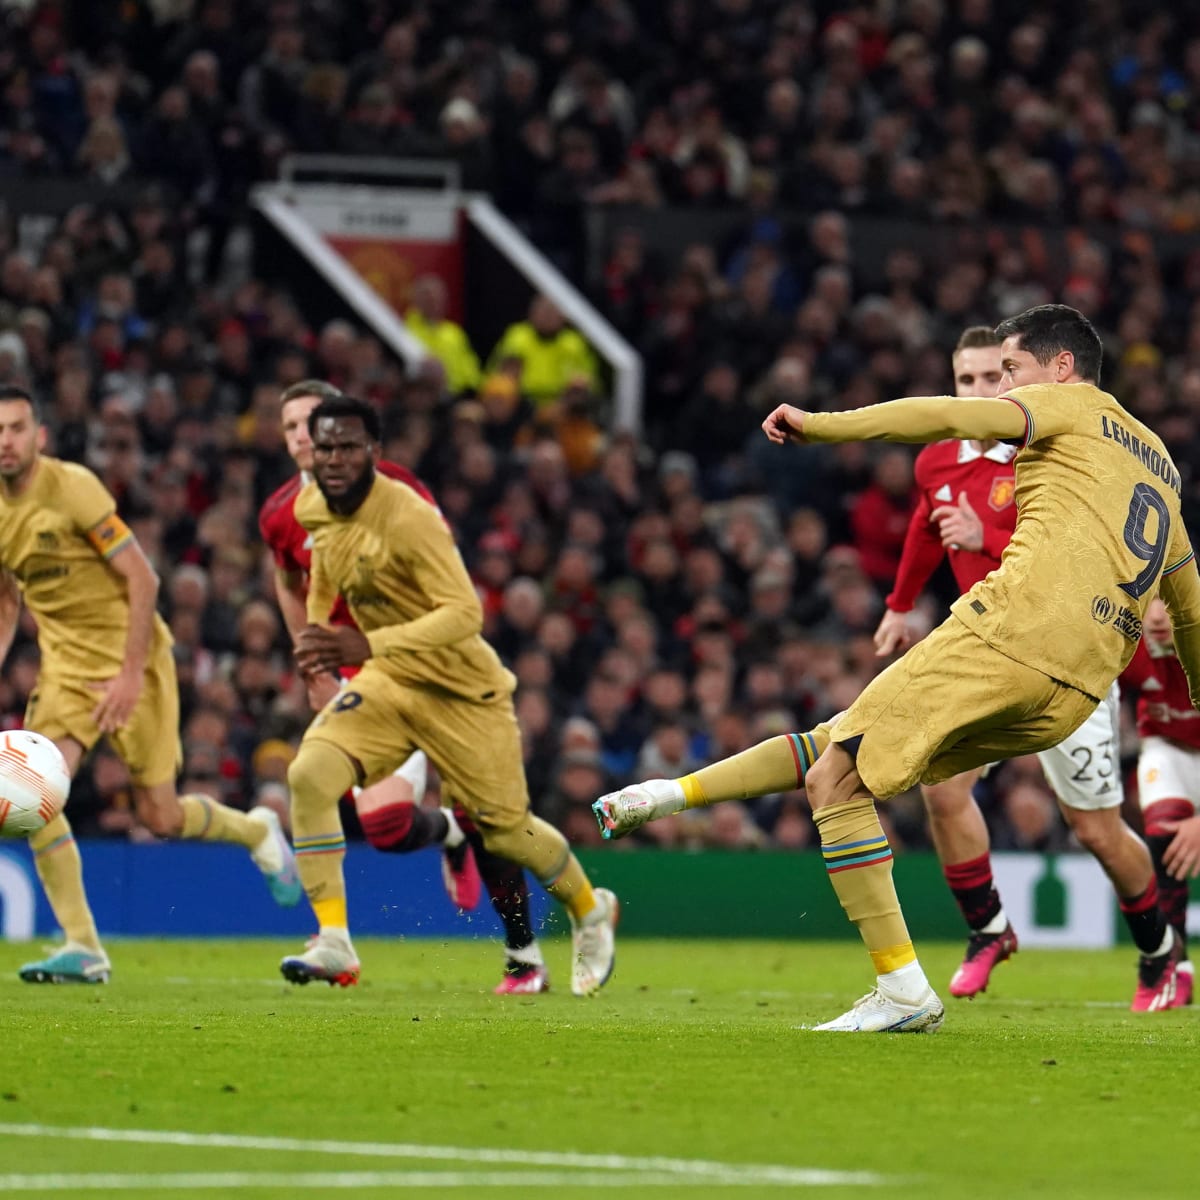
[0,456,170,677]
[297,473,514,700]
[803,383,1200,703]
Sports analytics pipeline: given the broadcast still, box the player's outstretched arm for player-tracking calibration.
[790,396,1028,446]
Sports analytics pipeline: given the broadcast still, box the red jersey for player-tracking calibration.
[258,461,438,627]
[1121,639,1200,750]
[886,439,1018,612]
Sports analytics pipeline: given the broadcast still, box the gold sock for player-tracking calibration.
[288,740,358,929]
[29,814,102,952]
[312,895,348,930]
[678,725,831,808]
[544,853,596,921]
[484,811,597,920]
[813,793,915,975]
[179,794,266,849]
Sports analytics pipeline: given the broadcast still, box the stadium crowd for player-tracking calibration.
[0,0,1199,855]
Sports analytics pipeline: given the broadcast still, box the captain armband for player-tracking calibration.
[85,513,133,559]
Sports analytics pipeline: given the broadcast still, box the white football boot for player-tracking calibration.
[591,780,685,839]
[280,929,360,987]
[570,888,619,996]
[811,983,945,1033]
[248,806,302,907]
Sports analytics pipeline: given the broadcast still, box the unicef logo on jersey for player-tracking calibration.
[1091,595,1114,624]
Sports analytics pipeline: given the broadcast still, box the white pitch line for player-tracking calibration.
[0,1124,887,1188]
[0,1168,872,1191]
[997,997,1128,1010]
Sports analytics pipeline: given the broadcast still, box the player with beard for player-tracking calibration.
[0,384,299,985]
[279,393,618,993]
[260,380,548,993]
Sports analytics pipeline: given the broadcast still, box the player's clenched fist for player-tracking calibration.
[295,623,371,673]
[761,404,809,444]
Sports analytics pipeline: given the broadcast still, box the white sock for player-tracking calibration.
[878,959,932,1004]
[319,925,352,945]
[394,750,428,799]
[506,941,544,966]
[978,908,1009,935]
[441,808,465,849]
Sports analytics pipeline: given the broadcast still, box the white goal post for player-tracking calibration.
[252,161,643,434]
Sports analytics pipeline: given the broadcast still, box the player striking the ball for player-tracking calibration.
[596,305,1200,1030]
[870,327,1178,1010]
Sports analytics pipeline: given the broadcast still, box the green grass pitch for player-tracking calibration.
[0,937,1197,1198]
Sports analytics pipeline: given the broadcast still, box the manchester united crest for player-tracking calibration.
[988,475,1016,511]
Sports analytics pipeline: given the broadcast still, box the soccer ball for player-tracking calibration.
[0,730,70,837]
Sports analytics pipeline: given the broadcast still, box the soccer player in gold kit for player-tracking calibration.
[0,385,300,984]
[280,393,618,993]
[596,305,1200,1031]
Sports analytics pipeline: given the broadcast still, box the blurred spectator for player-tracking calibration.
[487,295,598,412]
[404,275,481,396]
[849,449,917,587]
[437,97,494,192]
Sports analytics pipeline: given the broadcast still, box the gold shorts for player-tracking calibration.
[833,615,1098,799]
[302,661,529,831]
[27,641,182,787]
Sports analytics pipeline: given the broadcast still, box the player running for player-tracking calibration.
[0,384,299,985]
[1125,597,1200,1006]
[260,380,549,993]
[280,393,618,994]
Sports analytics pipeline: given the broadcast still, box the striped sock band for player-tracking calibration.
[194,796,214,838]
[33,832,75,857]
[536,844,572,890]
[814,796,914,975]
[294,833,347,857]
[786,731,821,785]
[822,834,894,875]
